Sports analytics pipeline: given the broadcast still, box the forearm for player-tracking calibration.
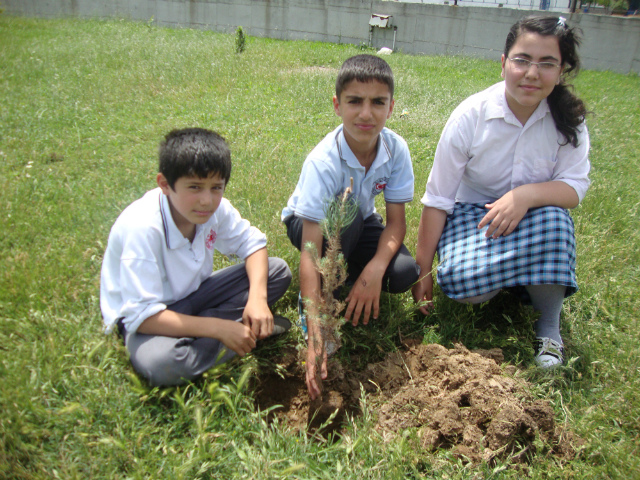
[137,309,225,339]
[300,252,321,327]
[514,181,579,210]
[415,206,448,276]
[299,220,324,335]
[244,247,269,304]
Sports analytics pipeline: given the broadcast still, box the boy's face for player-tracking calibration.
[333,79,394,155]
[157,172,226,231]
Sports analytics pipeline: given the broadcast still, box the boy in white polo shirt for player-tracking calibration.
[101,128,292,386]
[281,55,419,399]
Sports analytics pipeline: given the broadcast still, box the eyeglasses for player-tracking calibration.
[508,57,561,72]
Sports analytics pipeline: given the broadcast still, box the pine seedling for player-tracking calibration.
[304,178,358,393]
[235,26,246,53]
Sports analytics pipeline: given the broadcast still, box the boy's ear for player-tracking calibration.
[500,54,506,78]
[332,95,341,117]
[387,98,395,119]
[157,173,171,195]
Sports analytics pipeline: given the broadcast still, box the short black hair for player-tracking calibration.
[158,128,231,190]
[335,54,394,100]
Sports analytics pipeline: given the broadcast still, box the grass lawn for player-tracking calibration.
[1,15,639,479]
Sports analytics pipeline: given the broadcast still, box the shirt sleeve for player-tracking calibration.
[551,123,591,204]
[421,115,474,214]
[113,230,168,333]
[292,159,341,222]
[214,199,267,259]
[383,138,415,204]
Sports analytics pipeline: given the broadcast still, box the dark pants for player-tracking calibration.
[123,257,291,387]
[283,211,419,294]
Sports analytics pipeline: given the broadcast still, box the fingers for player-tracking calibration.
[233,326,257,356]
[477,205,496,229]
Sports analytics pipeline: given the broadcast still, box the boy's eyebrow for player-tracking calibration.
[186,177,225,185]
[344,94,389,101]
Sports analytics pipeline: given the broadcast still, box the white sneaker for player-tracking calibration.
[535,337,564,368]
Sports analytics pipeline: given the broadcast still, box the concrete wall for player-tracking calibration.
[4,0,639,73]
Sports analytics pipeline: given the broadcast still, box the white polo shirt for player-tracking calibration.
[421,81,591,214]
[281,124,415,222]
[100,188,266,334]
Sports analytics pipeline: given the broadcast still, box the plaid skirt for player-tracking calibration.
[437,203,578,302]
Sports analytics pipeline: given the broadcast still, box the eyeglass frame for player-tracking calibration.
[507,57,562,73]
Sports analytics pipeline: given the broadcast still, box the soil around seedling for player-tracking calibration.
[255,342,583,465]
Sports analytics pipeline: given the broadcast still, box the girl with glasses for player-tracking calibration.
[413,15,590,368]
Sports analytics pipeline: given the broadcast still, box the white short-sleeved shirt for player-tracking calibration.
[100,188,266,334]
[281,125,414,222]
[421,81,591,214]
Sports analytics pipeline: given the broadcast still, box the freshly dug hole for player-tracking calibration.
[254,343,582,464]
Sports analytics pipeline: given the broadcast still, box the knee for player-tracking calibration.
[384,258,420,294]
[128,337,197,387]
[269,257,292,284]
[268,257,292,297]
[130,349,193,387]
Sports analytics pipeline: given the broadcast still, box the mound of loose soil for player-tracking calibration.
[255,342,581,464]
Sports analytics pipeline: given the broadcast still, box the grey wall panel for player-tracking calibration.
[5,0,640,73]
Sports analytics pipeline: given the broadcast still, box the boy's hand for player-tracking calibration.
[412,273,434,315]
[242,299,274,340]
[305,332,328,401]
[217,320,257,356]
[345,264,383,326]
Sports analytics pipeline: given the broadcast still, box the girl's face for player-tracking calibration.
[501,31,563,124]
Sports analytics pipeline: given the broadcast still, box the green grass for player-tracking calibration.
[1,15,639,479]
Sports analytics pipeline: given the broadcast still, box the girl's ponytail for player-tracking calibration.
[547,82,587,148]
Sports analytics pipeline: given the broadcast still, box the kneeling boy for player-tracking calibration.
[281,55,420,399]
[101,128,292,386]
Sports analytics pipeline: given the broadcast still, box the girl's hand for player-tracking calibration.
[478,190,529,238]
[412,273,434,315]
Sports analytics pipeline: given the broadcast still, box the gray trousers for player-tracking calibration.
[284,211,420,294]
[123,257,291,387]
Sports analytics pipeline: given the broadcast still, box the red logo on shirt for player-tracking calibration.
[371,177,389,196]
[205,229,217,250]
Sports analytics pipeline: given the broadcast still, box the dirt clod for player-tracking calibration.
[255,343,580,464]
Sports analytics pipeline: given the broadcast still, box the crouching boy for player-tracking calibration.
[281,55,420,399]
[101,128,292,386]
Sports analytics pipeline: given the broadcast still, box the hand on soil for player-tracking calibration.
[345,270,382,326]
[412,273,434,315]
[218,321,257,356]
[306,338,328,400]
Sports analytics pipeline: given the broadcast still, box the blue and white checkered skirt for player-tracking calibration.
[436,203,578,301]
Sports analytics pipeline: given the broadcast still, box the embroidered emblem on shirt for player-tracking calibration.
[371,177,389,196]
[205,229,217,250]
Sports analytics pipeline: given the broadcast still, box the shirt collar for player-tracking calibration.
[485,81,551,126]
[336,126,392,171]
[159,191,192,250]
